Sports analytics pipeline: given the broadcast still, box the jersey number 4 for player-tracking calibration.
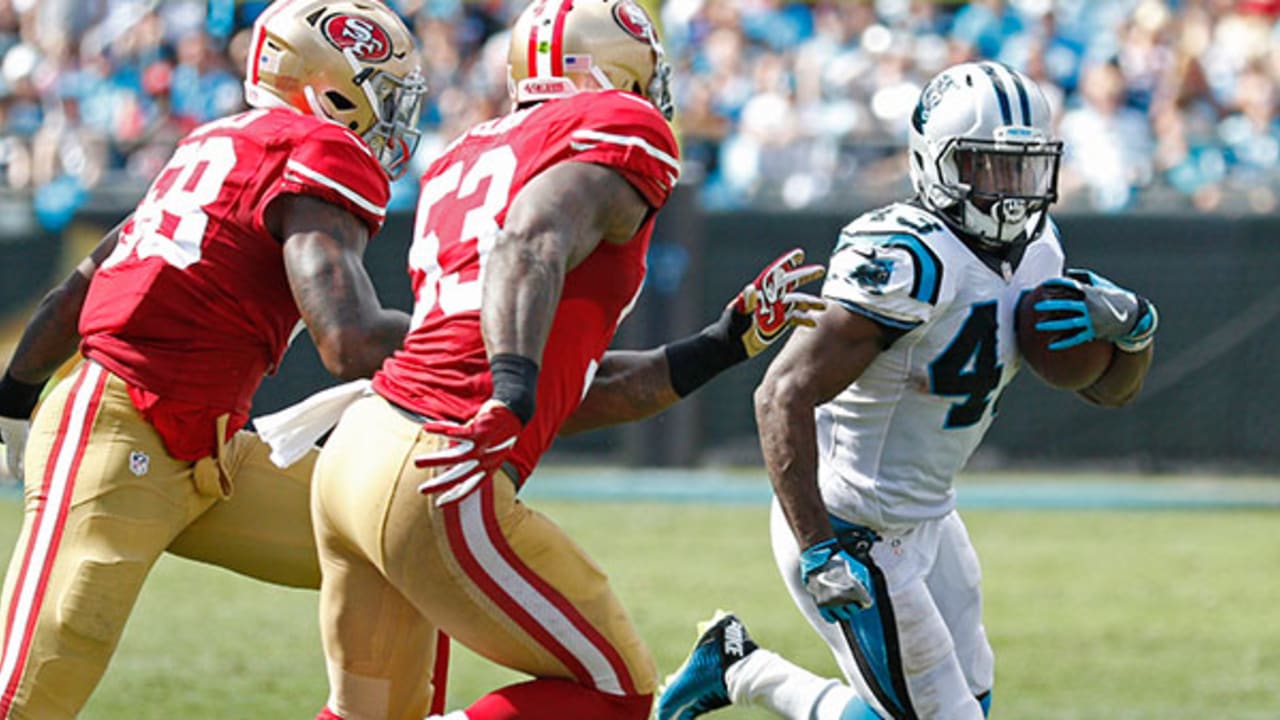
[410,146,517,327]
[929,302,1003,428]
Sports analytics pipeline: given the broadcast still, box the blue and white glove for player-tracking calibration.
[800,538,874,622]
[1034,268,1158,353]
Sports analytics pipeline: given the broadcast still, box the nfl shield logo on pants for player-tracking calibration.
[129,450,150,477]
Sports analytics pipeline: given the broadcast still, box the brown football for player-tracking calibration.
[1015,282,1114,390]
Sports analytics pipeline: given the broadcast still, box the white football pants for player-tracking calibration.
[770,499,994,720]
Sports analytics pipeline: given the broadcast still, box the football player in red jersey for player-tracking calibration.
[0,1,424,717]
[307,2,823,720]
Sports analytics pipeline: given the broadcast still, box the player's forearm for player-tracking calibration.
[480,228,565,363]
[315,309,411,380]
[560,349,679,436]
[754,383,832,549]
[288,236,410,380]
[6,223,121,385]
[1078,344,1153,407]
[7,276,88,384]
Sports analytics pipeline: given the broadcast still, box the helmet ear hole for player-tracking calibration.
[326,90,357,111]
[912,151,924,170]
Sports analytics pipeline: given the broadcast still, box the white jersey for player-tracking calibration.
[816,202,1064,529]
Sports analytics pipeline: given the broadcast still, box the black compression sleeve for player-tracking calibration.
[490,353,539,425]
[662,306,749,398]
[0,371,46,420]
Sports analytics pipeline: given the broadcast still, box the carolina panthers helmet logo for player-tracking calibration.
[613,1,656,43]
[321,14,392,62]
[912,74,957,131]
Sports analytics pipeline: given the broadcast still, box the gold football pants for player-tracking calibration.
[0,361,318,719]
[312,394,656,720]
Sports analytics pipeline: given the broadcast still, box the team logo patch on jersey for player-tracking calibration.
[849,249,895,294]
[321,14,392,62]
[613,1,656,43]
[129,450,150,477]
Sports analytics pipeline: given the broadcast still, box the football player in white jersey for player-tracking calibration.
[657,62,1158,720]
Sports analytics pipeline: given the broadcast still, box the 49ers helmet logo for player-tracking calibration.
[321,14,392,62]
[612,1,656,43]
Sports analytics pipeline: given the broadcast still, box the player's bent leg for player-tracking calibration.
[404,476,657,718]
[925,512,994,711]
[0,364,217,718]
[405,478,658,700]
[769,502,984,720]
[312,402,438,720]
[657,609,883,720]
[315,395,657,718]
[314,534,437,720]
[168,433,320,588]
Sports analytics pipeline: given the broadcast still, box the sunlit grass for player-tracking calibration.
[0,493,1275,718]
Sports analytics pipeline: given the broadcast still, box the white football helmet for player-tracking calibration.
[244,0,426,179]
[507,0,674,120]
[908,62,1063,247]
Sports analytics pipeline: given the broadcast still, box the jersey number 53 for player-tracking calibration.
[409,145,518,328]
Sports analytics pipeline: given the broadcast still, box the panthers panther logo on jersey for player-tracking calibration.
[846,249,894,294]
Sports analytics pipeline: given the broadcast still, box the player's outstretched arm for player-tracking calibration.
[274,194,410,381]
[755,306,884,616]
[559,249,825,436]
[0,217,125,480]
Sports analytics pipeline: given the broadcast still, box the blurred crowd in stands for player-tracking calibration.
[1,0,1278,228]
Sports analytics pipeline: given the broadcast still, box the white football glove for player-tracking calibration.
[0,417,30,483]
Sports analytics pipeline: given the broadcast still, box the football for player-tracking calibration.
[1015,282,1115,390]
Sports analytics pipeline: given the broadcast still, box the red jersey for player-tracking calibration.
[80,108,389,460]
[374,90,681,480]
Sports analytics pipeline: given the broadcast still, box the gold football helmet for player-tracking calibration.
[507,0,674,120]
[244,0,426,179]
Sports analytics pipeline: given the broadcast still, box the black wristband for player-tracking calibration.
[663,307,749,398]
[0,371,46,420]
[490,353,538,425]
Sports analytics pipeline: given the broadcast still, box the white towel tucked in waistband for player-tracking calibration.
[254,379,372,468]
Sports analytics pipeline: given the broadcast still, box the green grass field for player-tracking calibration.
[1,484,1277,719]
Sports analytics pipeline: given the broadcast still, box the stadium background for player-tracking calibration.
[2,0,1279,470]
